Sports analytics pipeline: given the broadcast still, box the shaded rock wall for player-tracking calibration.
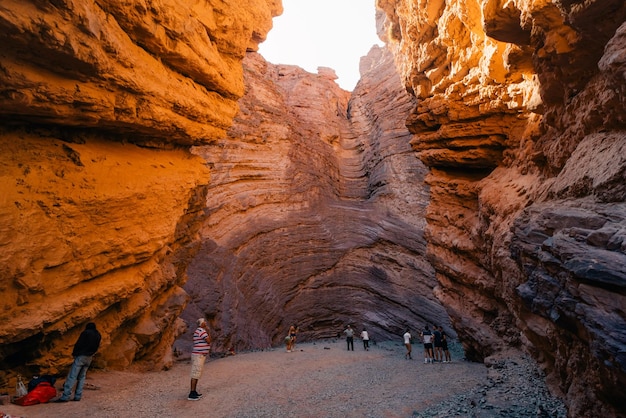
[0,0,279,388]
[182,47,453,352]
[377,0,626,416]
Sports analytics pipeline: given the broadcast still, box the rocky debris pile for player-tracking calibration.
[412,350,567,417]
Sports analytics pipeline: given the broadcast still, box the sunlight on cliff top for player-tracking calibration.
[258,0,383,91]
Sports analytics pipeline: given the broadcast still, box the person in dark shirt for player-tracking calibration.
[55,322,102,402]
[433,326,443,362]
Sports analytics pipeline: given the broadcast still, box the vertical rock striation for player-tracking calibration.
[0,0,280,388]
[378,0,626,416]
[183,47,452,352]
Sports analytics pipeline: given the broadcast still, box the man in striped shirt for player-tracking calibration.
[189,318,211,400]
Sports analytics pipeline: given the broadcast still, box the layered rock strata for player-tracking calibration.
[0,0,280,389]
[182,47,453,352]
[377,0,626,416]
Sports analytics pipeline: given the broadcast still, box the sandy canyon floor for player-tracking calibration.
[1,339,566,418]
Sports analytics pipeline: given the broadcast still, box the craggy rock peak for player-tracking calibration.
[0,0,280,389]
[377,0,626,416]
[181,48,453,352]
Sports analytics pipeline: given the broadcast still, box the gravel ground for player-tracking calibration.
[1,339,566,418]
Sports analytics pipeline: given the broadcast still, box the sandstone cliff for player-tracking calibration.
[2,0,624,416]
[377,0,626,416]
[0,0,280,388]
[182,47,453,352]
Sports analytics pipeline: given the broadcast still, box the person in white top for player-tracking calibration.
[360,329,370,351]
[403,330,412,359]
[421,325,434,363]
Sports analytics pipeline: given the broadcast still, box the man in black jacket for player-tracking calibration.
[55,322,102,402]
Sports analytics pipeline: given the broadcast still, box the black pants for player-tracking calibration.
[346,337,354,351]
[363,340,369,350]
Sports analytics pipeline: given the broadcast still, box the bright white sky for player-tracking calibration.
[258,0,383,91]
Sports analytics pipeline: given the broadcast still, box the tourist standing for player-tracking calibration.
[360,328,370,351]
[433,325,443,362]
[289,325,298,351]
[441,326,452,363]
[55,322,101,402]
[403,330,412,359]
[285,334,292,352]
[189,318,211,401]
[344,325,355,351]
[421,325,434,363]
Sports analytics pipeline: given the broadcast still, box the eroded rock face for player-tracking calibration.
[181,47,453,352]
[0,0,279,388]
[2,0,623,416]
[377,0,626,416]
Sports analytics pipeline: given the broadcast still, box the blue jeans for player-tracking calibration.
[60,355,93,400]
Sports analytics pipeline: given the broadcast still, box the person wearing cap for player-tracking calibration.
[55,322,101,402]
[189,318,211,401]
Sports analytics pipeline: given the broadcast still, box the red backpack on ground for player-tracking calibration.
[13,382,57,406]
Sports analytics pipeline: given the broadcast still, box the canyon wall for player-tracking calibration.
[2,0,624,416]
[0,0,280,387]
[377,0,626,416]
[181,47,453,352]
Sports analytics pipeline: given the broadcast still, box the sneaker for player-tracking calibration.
[54,398,68,403]
[424,359,428,364]
[188,391,202,401]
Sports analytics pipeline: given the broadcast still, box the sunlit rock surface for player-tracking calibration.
[378,0,626,416]
[0,0,280,388]
[182,47,452,352]
[2,0,624,416]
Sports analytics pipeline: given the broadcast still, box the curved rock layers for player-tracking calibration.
[378,0,626,416]
[3,1,623,416]
[0,0,280,389]
[183,48,452,352]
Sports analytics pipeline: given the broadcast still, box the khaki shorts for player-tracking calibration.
[190,353,206,379]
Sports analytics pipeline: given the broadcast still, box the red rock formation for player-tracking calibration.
[0,0,280,390]
[1,1,623,416]
[378,0,626,416]
[181,47,453,352]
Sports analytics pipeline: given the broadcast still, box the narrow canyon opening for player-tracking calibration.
[0,1,624,417]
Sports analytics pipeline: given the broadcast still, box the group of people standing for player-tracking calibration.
[404,325,451,363]
[52,319,452,406]
[341,323,450,364]
[343,325,370,351]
